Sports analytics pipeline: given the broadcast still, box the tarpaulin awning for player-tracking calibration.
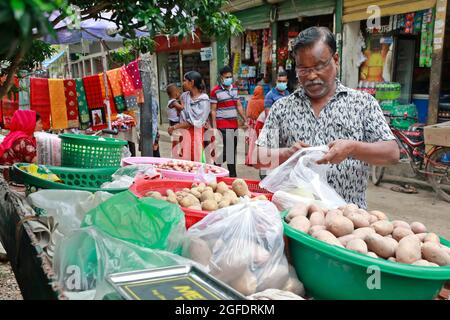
[42,50,65,68]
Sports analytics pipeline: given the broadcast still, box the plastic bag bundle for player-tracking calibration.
[101,165,160,189]
[260,146,346,209]
[182,199,290,296]
[81,191,186,254]
[35,132,61,166]
[193,165,217,184]
[53,227,197,300]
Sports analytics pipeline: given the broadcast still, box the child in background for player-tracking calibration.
[166,84,184,126]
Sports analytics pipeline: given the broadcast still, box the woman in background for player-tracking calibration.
[245,85,265,166]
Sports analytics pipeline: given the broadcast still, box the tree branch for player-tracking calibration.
[0,45,27,100]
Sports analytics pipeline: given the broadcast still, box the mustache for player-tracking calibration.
[305,80,324,87]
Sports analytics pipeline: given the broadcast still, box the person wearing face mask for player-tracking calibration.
[264,71,290,117]
[254,26,399,209]
[210,66,247,177]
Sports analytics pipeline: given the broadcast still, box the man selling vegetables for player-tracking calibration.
[254,27,399,209]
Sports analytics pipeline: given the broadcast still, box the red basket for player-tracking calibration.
[216,177,273,199]
[130,179,207,229]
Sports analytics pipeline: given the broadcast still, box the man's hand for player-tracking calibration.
[284,141,310,159]
[317,140,356,165]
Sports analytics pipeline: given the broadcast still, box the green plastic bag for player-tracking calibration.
[81,191,186,253]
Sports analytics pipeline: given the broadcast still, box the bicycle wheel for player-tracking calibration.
[426,147,450,202]
[371,165,385,186]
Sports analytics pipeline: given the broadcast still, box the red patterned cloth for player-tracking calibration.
[29,78,51,130]
[120,66,137,97]
[125,60,142,89]
[82,75,104,109]
[63,79,80,128]
[0,137,37,165]
[99,73,117,115]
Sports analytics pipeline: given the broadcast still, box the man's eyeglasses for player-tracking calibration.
[296,55,334,77]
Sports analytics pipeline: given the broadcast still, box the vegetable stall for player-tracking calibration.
[0,139,450,300]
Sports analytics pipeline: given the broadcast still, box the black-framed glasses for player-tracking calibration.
[296,55,334,77]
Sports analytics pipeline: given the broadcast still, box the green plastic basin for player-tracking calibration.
[282,212,450,300]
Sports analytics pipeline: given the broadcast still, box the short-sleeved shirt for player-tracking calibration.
[256,81,395,208]
[210,84,239,129]
[264,87,290,109]
[167,98,180,122]
[0,137,37,165]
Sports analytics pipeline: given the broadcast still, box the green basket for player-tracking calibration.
[11,163,128,194]
[282,211,450,300]
[60,133,128,168]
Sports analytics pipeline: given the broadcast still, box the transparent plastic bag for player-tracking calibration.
[182,199,290,296]
[260,146,346,209]
[193,165,217,184]
[101,165,160,189]
[27,190,113,236]
[53,227,198,300]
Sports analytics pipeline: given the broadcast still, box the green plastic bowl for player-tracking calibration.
[282,211,450,300]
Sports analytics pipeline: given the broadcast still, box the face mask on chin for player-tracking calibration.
[276,82,287,91]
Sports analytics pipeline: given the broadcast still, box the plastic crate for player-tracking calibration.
[11,163,127,194]
[216,177,273,199]
[60,133,128,168]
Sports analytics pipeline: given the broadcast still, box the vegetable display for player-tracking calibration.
[154,160,224,174]
[287,203,450,266]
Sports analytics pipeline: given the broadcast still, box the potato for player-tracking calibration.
[346,239,368,254]
[253,245,271,265]
[392,227,414,242]
[182,188,191,193]
[309,211,325,226]
[289,216,311,234]
[202,200,219,212]
[424,233,440,244]
[366,252,379,259]
[188,237,212,266]
[308,225,326,235]
[338,234,358,247]
[218,199,231,209]
[216,181,229,194]
[422,242,450,266]
[412,259,433,267]
[325,215,354,237]
[326,209,344,219]
[201,190,215,202]
[190,188,202,199]
[371,220,394,236]
[188,205,202,211]
[392,220,411,230]
[355,208,371,220]
[346,212,370,228]
[179,196,197,208]
[369,215,378,224]
[251,195,268,201]
[365,233,396,259]
[370,210,388,221]
[285,202,309,223]
[213,193,223,203]
[258,264,289,292]
[282,267,305,297]
[343,204,359,217]
[308,203,324,217]
[440,245,450,256]
[232,179,251,197]
[352,227,376,241]
[312,230,344,248]
[145,191,163,199]
[387,257,397,263]
[207,182,218,192]
[166,190,178,204]
[229,269,258,295]
[416,233,427,242]
[410,222,427,234]
[384,237,399,253]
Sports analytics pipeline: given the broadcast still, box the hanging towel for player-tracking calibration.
[106,68,123,97]
[120,66,138,110]
[30,78,51,130]
[75,78,90,129]
[63,79,80,128]
[48,79,68,129]
[99,73,117,115]
[19,77,30,110]
[82,75,104,109]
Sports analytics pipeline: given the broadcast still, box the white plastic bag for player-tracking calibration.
[193,165,217,184]
[101,164,160,188]
[260,146,346,209]
[182,199,291,296]
[27,190,113,236]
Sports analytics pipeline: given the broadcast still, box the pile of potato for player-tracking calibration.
[286,203,450,267]
[155,160,223,174]
[145,179,268,211]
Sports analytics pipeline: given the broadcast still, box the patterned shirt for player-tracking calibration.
[264,87,290,109]
[210,84,239,129]
[256,81,395,208]
[0,137,37,165]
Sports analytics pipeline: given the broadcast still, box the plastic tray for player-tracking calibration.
[282,211,450,300]
[217,177,272,198]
